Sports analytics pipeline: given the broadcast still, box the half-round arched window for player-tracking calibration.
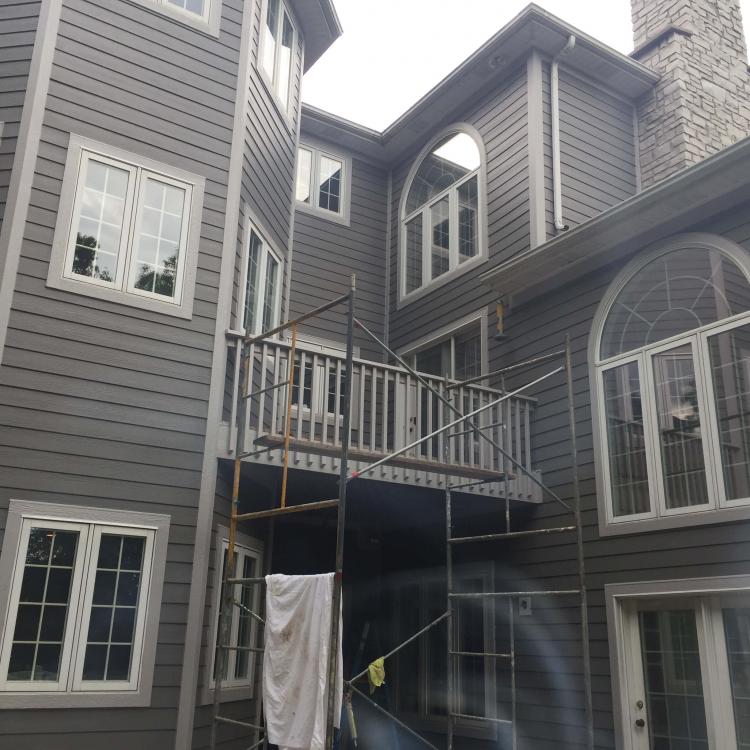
[592,235,750,530]
[400,127,484,299]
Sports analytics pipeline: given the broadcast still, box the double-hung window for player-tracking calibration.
[260,0,296,112]
[0,501,168,707]
[207,533,262,699]
[401,130,484,301]
[593,239,750,533]
[240,223,283,336]
[295,146,350,222]
[48,136,203,318]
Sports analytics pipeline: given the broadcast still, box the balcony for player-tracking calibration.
[219,335,542,501]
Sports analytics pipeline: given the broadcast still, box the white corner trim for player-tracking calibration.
[173,0,257,744]
[0,0,62,364]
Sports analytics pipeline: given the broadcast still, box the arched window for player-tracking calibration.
[592,235,750,529]
[400,128,484,299]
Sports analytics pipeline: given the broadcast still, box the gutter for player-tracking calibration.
[551,34,575,232]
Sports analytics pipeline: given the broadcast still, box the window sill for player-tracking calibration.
[600,502,750,536]
[397,254,488,310]
[295,201,350,227]
[47,275,194,320]
[0,689,153,709]
[122,0,221,37]
[200,683,255,706]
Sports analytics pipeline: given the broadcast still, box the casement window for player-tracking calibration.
[0,501,169,708]
[391,566,496,736]
[592,236,750,534]
[400,128,486,302]
[239,223,283,336]
[206,533,262,700]
[48,136,203,319]
[607,578,750,750]
[295,146,351,223]
[259,0,297,112]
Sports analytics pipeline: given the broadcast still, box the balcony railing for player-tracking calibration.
[223,335,540,500]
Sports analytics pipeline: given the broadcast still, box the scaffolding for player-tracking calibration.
[210,279,594,750]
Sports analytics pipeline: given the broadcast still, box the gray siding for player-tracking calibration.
[0,0,243,743]
[0,0,40,234]
[490,205,750,749]
[544,65,638,235]
[388,66,529,354]
[290,151,389,360]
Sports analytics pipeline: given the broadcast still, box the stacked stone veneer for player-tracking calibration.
[632,0,750,188]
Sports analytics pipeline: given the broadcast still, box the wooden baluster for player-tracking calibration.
[370,367,377,452]
[358,364,366,450]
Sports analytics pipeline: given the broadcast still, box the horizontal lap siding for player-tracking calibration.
[546,67,637,233]
[388,67,529,354]
[0,1,40,232]
[491,206,750,748]
[290,154,388,360]
[0,0,241,743]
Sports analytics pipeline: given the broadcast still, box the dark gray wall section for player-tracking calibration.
[0,0,242,744]
[388,66,528,354]
[544,65,638,234]
[290,152,388,360]
[491,205,750,749]
[0,1,40,233]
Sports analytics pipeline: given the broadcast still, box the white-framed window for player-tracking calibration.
[239,222,283,336]
[203,529,263,703]
[48,135,204,319]
[295,145,351,223]
[606,576,750,750]
[399,127,486,303]
[591,235,750,534]
[404,319,485,382]
[390,565,496,737]
[0,501,169,708]
[128,0,221,34]
[259,0,297,113]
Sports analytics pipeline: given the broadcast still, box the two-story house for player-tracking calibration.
[1,0,750,748]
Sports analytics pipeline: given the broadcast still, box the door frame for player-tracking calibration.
[605,575,750,750]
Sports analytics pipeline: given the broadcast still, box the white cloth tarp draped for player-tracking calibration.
[263,573,343,750]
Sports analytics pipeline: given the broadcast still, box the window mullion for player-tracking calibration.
[449,188,459,271]
[640,349,667,519]
[67,524,94,691]
[421,210,429,287]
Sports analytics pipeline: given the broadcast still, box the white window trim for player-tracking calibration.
[257,0,299,122]
[200,526,263,705]
[590,233,750,536]
[124,0,222,37]
[0,500,169,709]
[295,141,352,226]
[238,219,284,336]
[605,575,750,750]
[399,308,489,380]
[398,124,488,308]
[47,134,204,320]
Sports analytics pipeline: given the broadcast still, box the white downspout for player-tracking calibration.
[551,34,576,232]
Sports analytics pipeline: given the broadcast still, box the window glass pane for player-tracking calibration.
[454,326,482,381]
[132,178,185,300]
[261,0,278,79]
[276,12,294,108]
[602,362,650,516]
[166,0,205,16]
[454,577,486,717]
[213,548,234,681]
[430,197,450,281]
[243,232,262,332]
[235,554,256,679]
[600,248,750,359]
[709,324,750,502]
[638,609,708,749]
[652,345,710,509]
[723,608,750,748]
[406,133,480,214]
[8,528,79,682]
[72,159,129,284]
[458,176,478,263]
[295,148,312,204]
[262,255,280,332]
[405,216,422,294]
[318,156,342,214]
[82,534,145,682]
[395,585,420,713]
[415,341,448,377]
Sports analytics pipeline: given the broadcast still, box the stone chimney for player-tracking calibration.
[631,0,750,187]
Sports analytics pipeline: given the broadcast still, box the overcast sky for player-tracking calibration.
[301,0,750,131]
